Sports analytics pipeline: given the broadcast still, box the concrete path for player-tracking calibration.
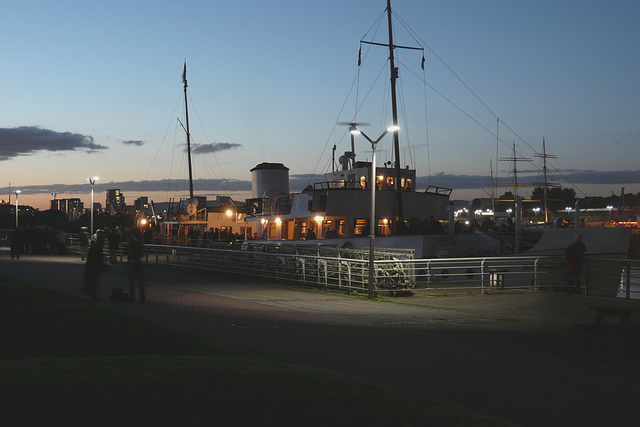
[2,252,639,426]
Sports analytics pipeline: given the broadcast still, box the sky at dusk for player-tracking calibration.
[1,0,639,211]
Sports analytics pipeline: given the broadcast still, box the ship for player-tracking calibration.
[240,1,497,258]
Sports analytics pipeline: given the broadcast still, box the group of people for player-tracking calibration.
[82,226,145,303]
[9,226,70,259]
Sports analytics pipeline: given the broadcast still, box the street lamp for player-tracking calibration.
[350,124,400,299]
[532,207,541,221]
[87,176,99,236]
[14,190,21,229]
[607,205,614,219]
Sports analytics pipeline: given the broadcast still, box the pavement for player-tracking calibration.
[2,250,640,426]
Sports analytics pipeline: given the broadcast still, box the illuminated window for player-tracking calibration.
[354,219,368,235]
[378,218,392,236]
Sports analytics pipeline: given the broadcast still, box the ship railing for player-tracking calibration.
[314,180,364,190]
[426,186,453,195]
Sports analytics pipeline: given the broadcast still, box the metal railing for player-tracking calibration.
[63,234,640,299]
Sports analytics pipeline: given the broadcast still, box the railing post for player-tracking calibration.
[480,258,485,294]
[534,257,539,292]
[624,261,631,300]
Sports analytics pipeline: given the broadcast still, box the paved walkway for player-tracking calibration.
[2,252,640,426]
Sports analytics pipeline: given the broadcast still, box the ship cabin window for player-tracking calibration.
[385,176,394,189]
[300,221,308,238]
[378,218,392,236]
[354,219,368,236]
[402,178,413,191]
[337,219,346,236]
[360,176,367,189]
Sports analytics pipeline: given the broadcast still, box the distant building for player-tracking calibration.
[66,198,84,220]
[50,198,85,220]
[134,196,149,213]
[106,189,126,214]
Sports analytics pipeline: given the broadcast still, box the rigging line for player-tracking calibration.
[400,59,547,182]
[422,56,432,183]
[390,9,424,49]
[359,8,387,48]
[399,59,520,156]
[396,76,414,169]
[545,161,587,198]
[308,59,390,184]
[187,92,233,196]
[398,15,500,122]
[138,92,183,194]
[307,74,359,185]
[393,12,542,158]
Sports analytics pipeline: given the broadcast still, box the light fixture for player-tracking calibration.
[349,124,400,299]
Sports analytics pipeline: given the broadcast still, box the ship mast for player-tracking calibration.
[182,61,194,199]
[386,0,401,194]
[534,137,557,223]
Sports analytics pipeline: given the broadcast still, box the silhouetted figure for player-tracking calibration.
[10,228,22,260]
[79,227,90,261]
[56,229,67,254]
[305,227,317,240]
[83,231,106,300]
[108,226,123,263]
[564,234,586,294]
[125,227,145,303]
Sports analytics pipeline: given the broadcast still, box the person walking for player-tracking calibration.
[564,234,587,294]
[78,227,89,261]
[56,229,67,254]
[125,227,145,303]
[83,230,107,300]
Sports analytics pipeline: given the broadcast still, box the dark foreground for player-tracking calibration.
[2,253,639,426]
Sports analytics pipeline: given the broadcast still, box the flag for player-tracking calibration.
[421,54,425,70]
[182,62,187,84]
[357,45,362,67]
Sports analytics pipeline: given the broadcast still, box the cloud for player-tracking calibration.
[190,142,241,154]
[122,140,144,146]
[0,126,107,161]
[417,170,640,191]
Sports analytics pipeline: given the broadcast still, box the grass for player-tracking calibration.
[0,273,511,426]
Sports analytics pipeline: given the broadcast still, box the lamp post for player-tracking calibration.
[533,207,541,221]
[350,124,400,299]
[14,190,21,229]
[87,177,99,236]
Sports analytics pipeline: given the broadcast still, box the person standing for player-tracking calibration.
[564,234,587,294]
[108,226,123,264]
[78,227,89,261]
[56,229,67,254]
[10,228,22,260]
[83,230,106,300]
[125,227,145,303]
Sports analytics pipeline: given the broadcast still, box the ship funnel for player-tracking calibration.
[250,162,290,198]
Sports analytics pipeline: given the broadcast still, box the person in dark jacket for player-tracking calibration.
[564,234,586,294]
[125,227,145,303]
[83,230,106,300]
